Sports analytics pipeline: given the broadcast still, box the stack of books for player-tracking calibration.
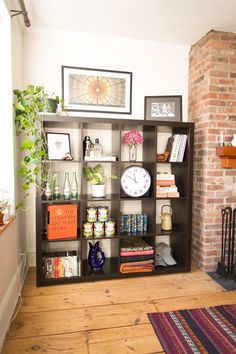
[156,173,180,198]
[168,134,188,162]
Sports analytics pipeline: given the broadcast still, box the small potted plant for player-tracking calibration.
[83,164,117,198]
[0,198,10,226]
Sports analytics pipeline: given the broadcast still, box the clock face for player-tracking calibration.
[121,166,151,197]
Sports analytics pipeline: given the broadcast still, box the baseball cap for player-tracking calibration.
[156,253,167,267]
[156,242,176,265]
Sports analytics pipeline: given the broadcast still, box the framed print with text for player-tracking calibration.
[46,132,71,160]
[144,95,182,122]
[62,66,132,114]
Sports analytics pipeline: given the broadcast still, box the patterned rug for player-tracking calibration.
[148,304,236,354]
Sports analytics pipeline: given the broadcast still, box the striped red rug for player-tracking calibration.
[148,304,236,354]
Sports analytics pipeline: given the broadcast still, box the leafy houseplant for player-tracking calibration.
[14,85,50,201]
[83,164,117,197]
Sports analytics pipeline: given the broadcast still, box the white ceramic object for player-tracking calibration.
[231,134,236,147]
[91,184,105,198]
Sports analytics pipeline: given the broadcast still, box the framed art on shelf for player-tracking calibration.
[144,95,182,122]
[46,132,71,160]
[62,66,132,114]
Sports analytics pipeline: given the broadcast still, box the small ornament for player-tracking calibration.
[231,134,236,147]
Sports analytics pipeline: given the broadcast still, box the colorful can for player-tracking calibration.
[136,214,144,232]
[105,219,115,237]
[83,222,93,238]
[123,214,132,233]
[93,221,104,238]
[131,214,137,233]
[97,206,109,222]
[86,207,97,222]
[119,215,125,234]
[142,213,148,232]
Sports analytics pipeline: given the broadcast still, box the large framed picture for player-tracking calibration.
[144,95,182,122]
[46,133,71,160]
[62,66,132,114]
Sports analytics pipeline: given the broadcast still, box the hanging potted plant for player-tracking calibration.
[83,164,117,198]
[13,85,50,205]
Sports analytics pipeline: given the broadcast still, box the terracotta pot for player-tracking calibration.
[0,212,4,226]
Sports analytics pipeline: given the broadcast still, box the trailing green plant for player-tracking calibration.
[14,85,49,200]
[83,164,117,185]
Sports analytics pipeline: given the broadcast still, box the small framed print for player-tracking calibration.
[144,95,182,122]
[46,133,71,160]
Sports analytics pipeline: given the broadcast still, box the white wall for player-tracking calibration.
[22,29,189,265]
[0,1,27,351]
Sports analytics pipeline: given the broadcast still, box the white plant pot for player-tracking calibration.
[91,184,105,198]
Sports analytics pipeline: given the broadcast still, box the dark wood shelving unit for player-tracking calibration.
[36,115,194,286]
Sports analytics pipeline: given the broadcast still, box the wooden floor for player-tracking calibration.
[2,266,236,354]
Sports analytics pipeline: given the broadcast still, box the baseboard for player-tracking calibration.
[27,249,36,267]
[0,255,28,352]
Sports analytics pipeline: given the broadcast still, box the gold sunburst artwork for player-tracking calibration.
[62,66,132,114]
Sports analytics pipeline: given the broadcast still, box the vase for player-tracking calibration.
[129,144,137,161]
[231,134,236,147]
[91,184,105,198]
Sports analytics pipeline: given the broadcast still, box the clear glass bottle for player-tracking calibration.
[53,171,60,199]
[63,172,71,200]
[44,181,52,200]
[71,172,78,199]
[89,143,95,157]
[94,138,103,156]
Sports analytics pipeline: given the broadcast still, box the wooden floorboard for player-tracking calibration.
[2,266,235,354]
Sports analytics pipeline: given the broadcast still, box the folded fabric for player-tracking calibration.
[120,237,153,252]
[121,254,154,262]
[120,249,154,257]
[120,259,154,274]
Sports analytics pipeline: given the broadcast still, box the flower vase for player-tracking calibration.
[0,212,4,226]
[129,144,137,161]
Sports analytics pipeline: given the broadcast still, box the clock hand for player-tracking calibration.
[133,173,137,183]
[126,175,135,182]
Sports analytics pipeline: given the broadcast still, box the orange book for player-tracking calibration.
[47,204,78,240]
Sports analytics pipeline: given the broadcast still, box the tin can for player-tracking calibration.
[119,215,125,234]
[93,221,104,238]
[97,206,109,222]
[143,213,148,232]
[83,222,93,238]
[136,214,144,232]
[123,214,132,233]
[86,207,97,222]
[131,214,137,233]
[105,219,115,237]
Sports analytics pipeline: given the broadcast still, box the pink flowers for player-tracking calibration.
[123,129,144,145]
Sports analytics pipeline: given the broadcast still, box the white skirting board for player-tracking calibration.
[0,256,28,352]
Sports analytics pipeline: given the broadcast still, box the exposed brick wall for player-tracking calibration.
[188,30,236,272]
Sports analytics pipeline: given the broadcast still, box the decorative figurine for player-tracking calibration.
[88,241,105,270]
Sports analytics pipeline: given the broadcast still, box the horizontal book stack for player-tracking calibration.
[156,173,180,198]
[169,134,188,162]
[43,251,79,279]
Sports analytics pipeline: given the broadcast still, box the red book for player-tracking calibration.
[47,204,78,240]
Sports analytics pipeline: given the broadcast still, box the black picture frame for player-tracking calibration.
[46,132,71,160]
[144,95,182,122]
[62,66,132,114]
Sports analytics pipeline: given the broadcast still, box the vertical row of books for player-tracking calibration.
[169,134,188,162]
[43,251,80,279]
[156,173,180,198]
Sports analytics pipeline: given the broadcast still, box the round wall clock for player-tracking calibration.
[121,166,151,197]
